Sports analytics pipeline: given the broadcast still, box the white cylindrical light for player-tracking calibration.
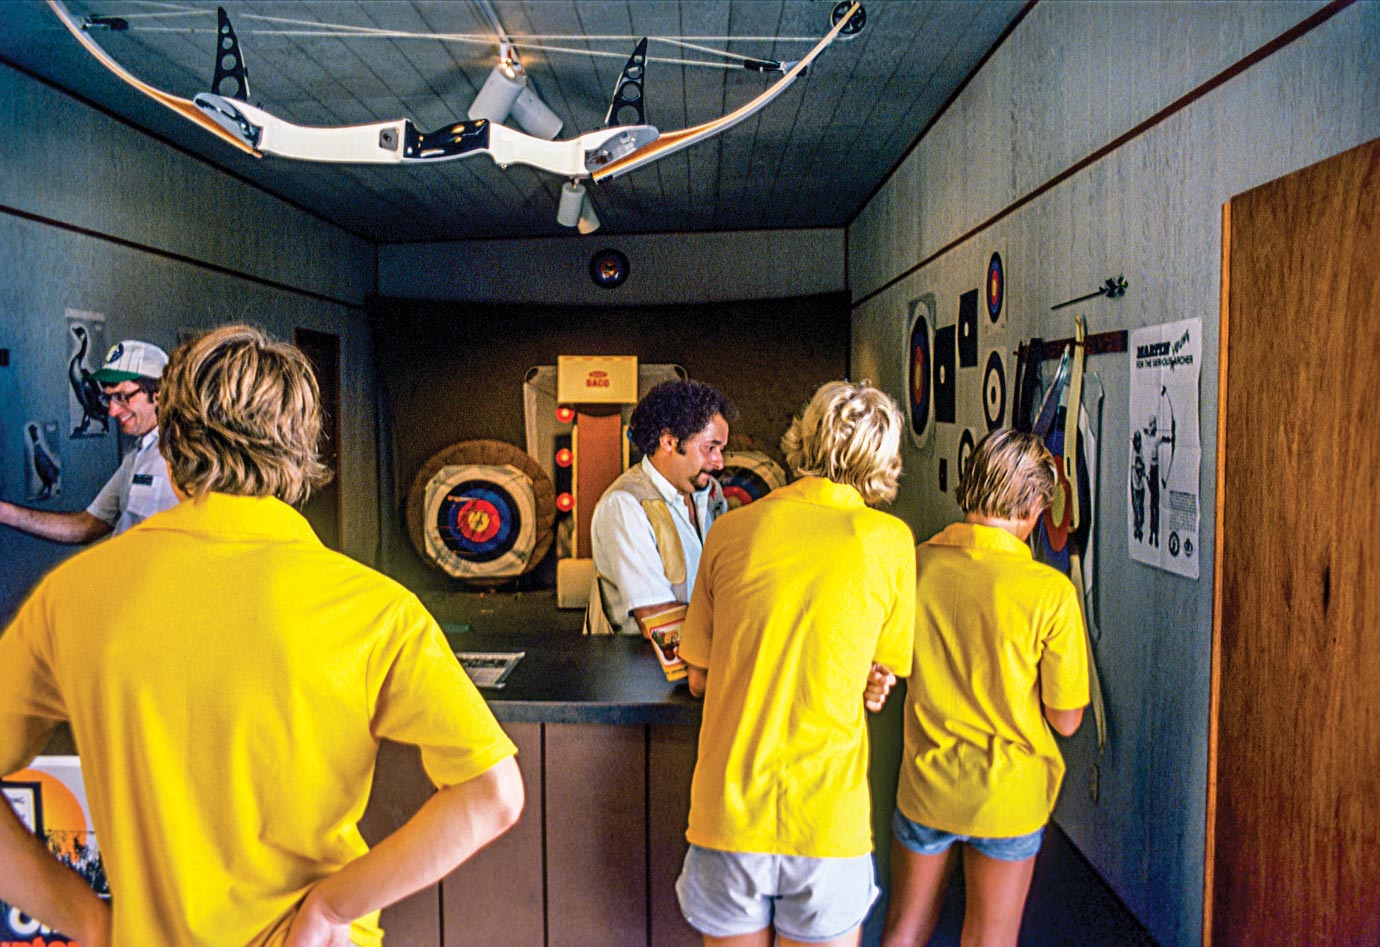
[510,84,564,140]
[468,61,525,123]
[557,180,586,228]
[577,196,600,235]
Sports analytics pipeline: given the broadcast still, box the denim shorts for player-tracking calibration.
[892,809,1044,862]
[675,844,880,942]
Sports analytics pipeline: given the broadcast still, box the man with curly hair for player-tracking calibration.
[585,379,735,636]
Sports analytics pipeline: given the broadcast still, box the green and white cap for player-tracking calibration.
[93,340,168,383]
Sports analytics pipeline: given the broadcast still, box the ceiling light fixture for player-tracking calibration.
[467,1,564,141]
[557,180,600,234]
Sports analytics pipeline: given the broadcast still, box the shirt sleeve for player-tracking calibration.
[368,597,517,789]
[677,537,715,669]
[871,522,917,678]
[0,587,67,776]
[590,491,678,613]
[1038,580,1091,710]
[85,460,128,527]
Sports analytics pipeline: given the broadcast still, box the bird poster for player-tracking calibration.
[65,310,109,440]
[23,419,62,502]
[1128,318,1201,578]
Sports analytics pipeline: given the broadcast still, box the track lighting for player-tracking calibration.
[468,45,563,140]
[557,180,600,234]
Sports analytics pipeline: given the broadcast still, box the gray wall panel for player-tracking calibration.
[847,2,1380,945]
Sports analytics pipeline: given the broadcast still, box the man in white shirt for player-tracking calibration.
[586,380,735,636]
[0,340,177,543]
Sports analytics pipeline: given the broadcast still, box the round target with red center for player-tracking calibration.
[718,450,787,510]
[408,440,555,585]
[906,298,933,447]
[423,465,536,579]
[987,252,1004,322]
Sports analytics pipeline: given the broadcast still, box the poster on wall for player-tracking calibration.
[2,756,107,944]
[65,310,108,440]
[1128,317,1201,579]
[23,419,62,501]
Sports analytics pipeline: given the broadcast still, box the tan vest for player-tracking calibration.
[583,465,723,635]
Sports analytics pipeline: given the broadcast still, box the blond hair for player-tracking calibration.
[158,324,331,504]
[957,429,1057,519]
[781,380,903,505]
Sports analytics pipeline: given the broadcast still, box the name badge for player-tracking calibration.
[133,474,154,486]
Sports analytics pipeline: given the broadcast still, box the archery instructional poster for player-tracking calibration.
[1128,318,1201,578]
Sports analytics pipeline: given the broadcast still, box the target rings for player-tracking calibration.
[407,440,555,584]
[718,451,788,509]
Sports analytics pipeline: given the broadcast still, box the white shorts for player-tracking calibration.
[675,844,879,942]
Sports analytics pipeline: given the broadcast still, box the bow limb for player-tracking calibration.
[590,1,861,183]
[47,0,261,158]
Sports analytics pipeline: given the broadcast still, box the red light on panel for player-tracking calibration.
[555,448,573,468]
[556,492,575,512]
[556,406,575,424]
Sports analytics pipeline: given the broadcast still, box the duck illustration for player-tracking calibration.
[69,326,109,436]
[28,424,60,500]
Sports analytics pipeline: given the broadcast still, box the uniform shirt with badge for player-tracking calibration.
[86,428,178,533]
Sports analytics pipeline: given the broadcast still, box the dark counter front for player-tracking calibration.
[363,630,703,947]
[446,630,702,725]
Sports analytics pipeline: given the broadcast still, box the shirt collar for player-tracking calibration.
[924,521,1032,558]
[143,491,320,542]
[136,428,160,451]
[768,476,865,509]
[639,454,713,508]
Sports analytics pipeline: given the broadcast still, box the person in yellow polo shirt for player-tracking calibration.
[881,429,1089,947]
[677,380,916,947]
[0,325,523,947]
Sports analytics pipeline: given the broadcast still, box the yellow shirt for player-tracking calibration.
[897,522,1089,837]
[0,494,516,947]
[679,477,915,858]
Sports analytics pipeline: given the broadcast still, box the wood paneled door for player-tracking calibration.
[1207,138,1380,945]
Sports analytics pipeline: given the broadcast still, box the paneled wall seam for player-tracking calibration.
[850,0,1355,311]
[0,201,364,310]
[0,53,373,245]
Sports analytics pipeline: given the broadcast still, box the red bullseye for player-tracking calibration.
[458,499,502,543]
[556,492,574,512]
[555,448,573,467]
[555,406,575,424]
[722,485,753,509]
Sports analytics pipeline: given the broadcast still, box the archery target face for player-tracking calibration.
[987,252,1004,322]
[958,289,979,368]
[719,451,787,509]
[983,350,1007,432]
[958,428,976,489]
[906,296,934,447]
[933,324,957,425]
[423,464,537,579]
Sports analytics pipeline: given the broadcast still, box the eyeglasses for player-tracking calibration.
[102,389,148,408]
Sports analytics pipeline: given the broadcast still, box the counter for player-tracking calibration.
[445,630,701,725]
[361,631,702,947]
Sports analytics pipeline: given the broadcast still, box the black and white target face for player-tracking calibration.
[983,350,1007,432]
[958,428,976,486]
